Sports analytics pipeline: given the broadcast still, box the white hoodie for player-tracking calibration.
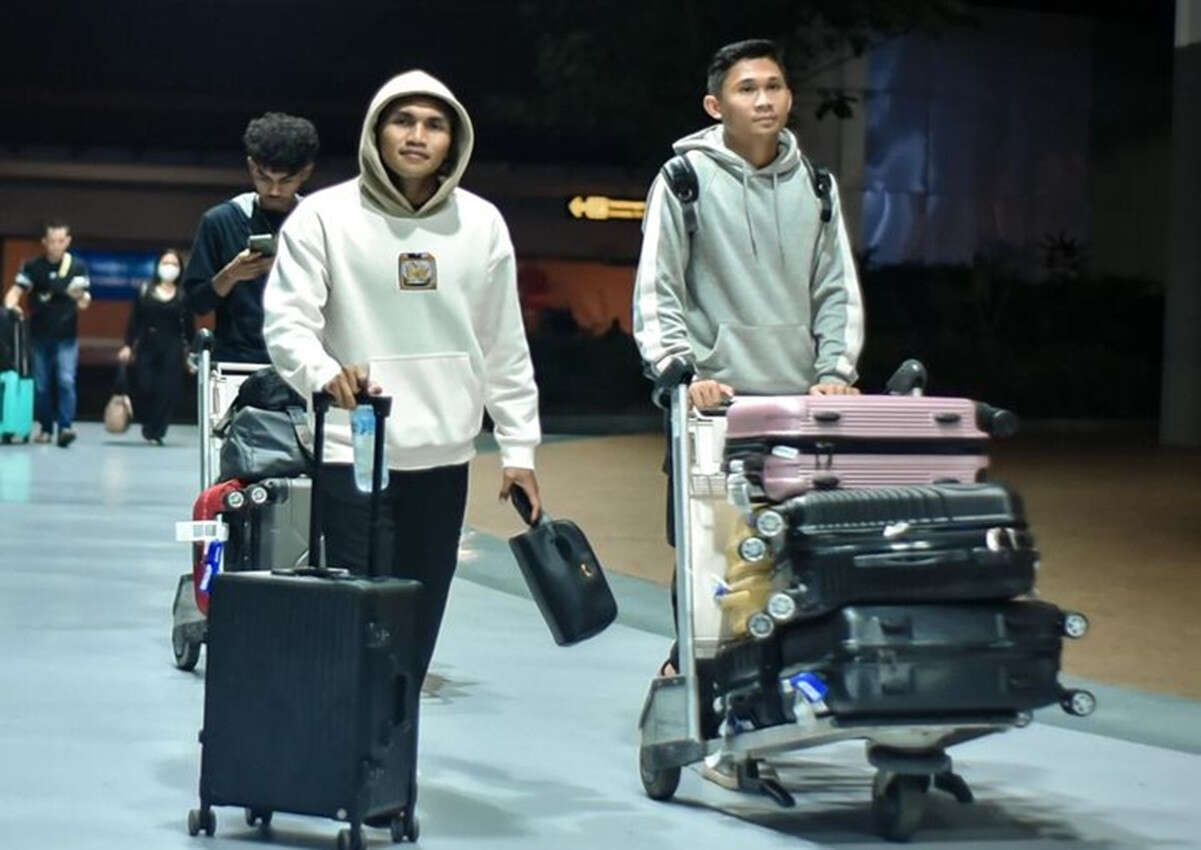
[263,71,540,471]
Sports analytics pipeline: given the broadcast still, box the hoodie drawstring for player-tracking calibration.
[741,173,758,258]
[772,172,786,266]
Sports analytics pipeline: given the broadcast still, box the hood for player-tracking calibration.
[671,124,803,260]
[358,70,475,217]
[672,124,801,178]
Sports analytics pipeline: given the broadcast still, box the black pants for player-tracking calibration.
[133,338,183,440]
[317,462,469,683]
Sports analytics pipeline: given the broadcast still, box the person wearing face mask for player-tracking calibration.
[118,249,195,445]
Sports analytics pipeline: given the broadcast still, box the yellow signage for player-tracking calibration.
[568,195,646,221]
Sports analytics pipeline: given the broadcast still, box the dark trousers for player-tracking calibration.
[133,338,183,440]
[317,462,469,682]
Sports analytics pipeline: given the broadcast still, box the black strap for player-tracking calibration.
[661,155,699,234]
[801,154,833,223]
[662,153,834,232]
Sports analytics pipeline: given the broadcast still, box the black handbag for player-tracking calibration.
[507,487,617,646]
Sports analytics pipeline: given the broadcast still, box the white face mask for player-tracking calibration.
[158,263,180,283]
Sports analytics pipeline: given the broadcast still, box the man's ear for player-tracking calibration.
[296,162,315,183]
[703,94,722,121]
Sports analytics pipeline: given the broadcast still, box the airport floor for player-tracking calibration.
[2,424,1201,850]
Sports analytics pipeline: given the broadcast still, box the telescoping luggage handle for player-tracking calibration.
[307,391,393,578]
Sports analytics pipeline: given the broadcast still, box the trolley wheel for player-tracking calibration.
[871,772,928,842]
[639,747,681,801]
[173,627,202,671]
[390,812,420,842]
[337,827,364,850]
[244,808,272,829]
[188,807,216,837]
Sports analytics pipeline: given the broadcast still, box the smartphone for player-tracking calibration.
[246,233,277,256]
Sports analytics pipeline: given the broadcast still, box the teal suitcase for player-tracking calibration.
[0,309,33,442]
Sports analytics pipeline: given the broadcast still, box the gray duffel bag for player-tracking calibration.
[217,405,312,483]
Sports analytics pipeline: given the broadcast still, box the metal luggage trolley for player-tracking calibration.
[170,328,280,670]
[636,360,1096,842]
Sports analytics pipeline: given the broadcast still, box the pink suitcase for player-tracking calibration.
[724,395,1013,501]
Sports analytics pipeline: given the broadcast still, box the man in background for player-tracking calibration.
[183,112,319,363]
[4,220,91,447]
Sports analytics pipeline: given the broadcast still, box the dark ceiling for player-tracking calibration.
[0,0,1174,167]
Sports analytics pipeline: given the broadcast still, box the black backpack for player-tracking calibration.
[661,153,832,235]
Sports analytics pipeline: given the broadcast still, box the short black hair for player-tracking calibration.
[243,112,320,174]
[707,39,787,96]
[43,218,70,235]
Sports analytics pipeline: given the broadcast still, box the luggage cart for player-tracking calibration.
[636,359,1096,842]
[170,328,286,670]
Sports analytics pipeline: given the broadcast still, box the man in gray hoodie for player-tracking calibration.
[633,38,864,785]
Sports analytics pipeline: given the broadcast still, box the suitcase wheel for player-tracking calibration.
[639,747,682,801]
[336,827,364,850]
[871,771,928,842]
[1061,689,1097,717]
[172,627,202,672]
[244,808,273,830]
[187,807,215,837]
[390,812,420,843]
[1061,611,1090,639]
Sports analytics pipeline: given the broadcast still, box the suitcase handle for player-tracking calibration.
[854,550,970,568]
[934,411,962,425]
[813,410,841,423]
[308,390,393,577]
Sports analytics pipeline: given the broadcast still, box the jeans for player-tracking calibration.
[32,337,79,432]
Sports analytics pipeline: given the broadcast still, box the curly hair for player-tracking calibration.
[242,112,320,174]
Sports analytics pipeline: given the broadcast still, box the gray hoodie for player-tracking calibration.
[264,71,540,471]
[632,125,864,394]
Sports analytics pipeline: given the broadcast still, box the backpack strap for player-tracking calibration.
[661,155,699,235]
[801,154,833,223]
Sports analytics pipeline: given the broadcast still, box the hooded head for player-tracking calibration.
[358,70,475,217]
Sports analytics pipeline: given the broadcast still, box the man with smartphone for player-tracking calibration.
[183,112,319,363]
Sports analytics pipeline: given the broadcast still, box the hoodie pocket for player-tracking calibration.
[369,353,483,451]
[695,323,815,391]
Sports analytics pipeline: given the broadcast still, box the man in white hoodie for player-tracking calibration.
[264,71,541,692]
[633,39,864,788]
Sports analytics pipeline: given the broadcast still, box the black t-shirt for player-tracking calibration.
[15,253,90,340]
[182,192,288,363]
[124,284,194,355]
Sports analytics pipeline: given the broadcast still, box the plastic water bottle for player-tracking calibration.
[351,404,388,494]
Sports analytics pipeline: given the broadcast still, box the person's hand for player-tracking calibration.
[688,379,734,410]
[499,467,541,523]
[322,363,380,409]
[213,249,274,296]
[117,346,132,365]
[5,304,22,319]
[809,382,860,395]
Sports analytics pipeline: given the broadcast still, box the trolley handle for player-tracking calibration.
[651,357,694,410]
[192,327,214,354]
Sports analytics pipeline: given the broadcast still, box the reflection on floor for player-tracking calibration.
[2,424,1199,850]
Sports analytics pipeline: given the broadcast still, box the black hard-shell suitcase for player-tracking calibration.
[715,600,1068,728]
[775,483,1036,620]
[191,393,423,849]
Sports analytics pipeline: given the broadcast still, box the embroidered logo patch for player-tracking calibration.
[398,253,437,290]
